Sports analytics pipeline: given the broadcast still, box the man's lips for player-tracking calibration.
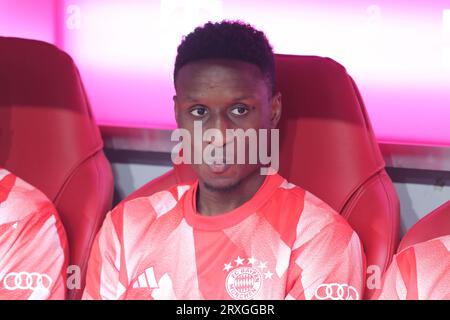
[207,161,232,174]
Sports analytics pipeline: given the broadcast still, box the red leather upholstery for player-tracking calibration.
[276,55,400,294]
[125,54,401,298]
[397,200,450,253]
[0,37,114,300]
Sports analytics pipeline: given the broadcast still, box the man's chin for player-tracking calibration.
[195,164,260,192]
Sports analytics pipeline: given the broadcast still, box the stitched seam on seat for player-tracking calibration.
[341,171,398,272]
[74,153,104,299]
[53,141,104,204]
[64,151,111,300]
[376,172,399,271]
[338,165,384,211]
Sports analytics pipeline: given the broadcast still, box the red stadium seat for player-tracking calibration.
[397,200,450,253]
[0,37,114,300]
[125,54,401,299]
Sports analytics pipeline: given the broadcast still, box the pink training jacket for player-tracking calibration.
[0,168,68,300]
[83,173,365,300]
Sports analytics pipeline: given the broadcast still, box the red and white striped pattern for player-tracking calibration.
[83,173,364,300]
[0,168,68,300]
[377,235,450,300]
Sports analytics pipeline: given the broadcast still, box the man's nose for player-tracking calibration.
[207,115,234,147]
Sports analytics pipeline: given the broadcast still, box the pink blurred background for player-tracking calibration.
[1,0,449,146]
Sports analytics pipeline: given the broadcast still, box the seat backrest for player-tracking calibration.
[397,200,450,253]
[125,54,400,298]
[0,37,114,300]
[275,55,400,298]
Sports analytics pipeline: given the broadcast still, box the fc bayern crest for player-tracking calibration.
[223,256,274,300]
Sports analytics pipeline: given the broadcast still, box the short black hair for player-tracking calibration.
[174,20,276,95]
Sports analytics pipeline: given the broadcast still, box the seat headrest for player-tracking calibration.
[275,54,385,211]
[0,37,103,201]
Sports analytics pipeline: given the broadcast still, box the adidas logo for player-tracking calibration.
[132,267,158,289]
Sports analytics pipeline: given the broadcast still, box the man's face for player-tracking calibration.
[174,59,281,191]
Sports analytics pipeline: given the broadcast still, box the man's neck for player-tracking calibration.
[196,171,266,216]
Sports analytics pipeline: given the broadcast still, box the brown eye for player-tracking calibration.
[230,105,249,116]
[190,106,208,117]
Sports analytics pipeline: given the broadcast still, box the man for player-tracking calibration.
[376,235,450,300]
[83,21,365,300]
[0,167,68,299]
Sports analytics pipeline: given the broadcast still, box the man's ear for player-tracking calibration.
[173,95,180,127]
[270,92,282,128]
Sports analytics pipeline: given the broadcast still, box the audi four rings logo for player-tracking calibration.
[3,272,52,291]
[314,283,359,300]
